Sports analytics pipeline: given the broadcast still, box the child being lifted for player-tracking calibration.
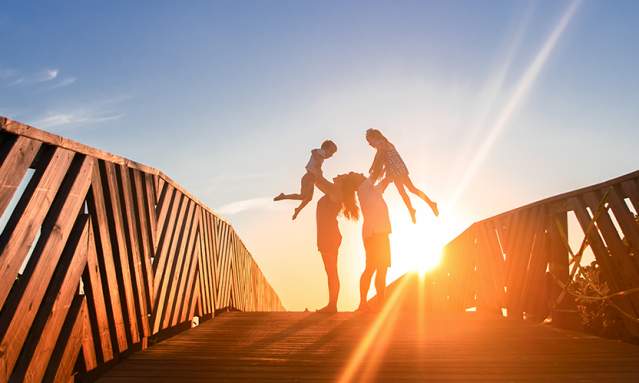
[366,128,438,223]
[274,139,338,220]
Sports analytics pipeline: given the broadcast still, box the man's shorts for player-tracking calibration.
[363,233,391,269]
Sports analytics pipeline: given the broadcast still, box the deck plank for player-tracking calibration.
[99,311,639,382]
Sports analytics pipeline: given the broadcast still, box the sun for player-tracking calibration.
[387,204,465,278]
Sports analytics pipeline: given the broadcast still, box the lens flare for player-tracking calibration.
[449,0,581,209]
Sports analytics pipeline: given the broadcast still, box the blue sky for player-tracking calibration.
[2,0,638,310]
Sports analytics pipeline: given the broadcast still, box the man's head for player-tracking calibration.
[321,140,338,158]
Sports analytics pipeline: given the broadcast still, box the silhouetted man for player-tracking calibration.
[356,175,392,311]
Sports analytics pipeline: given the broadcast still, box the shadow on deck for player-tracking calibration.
[99,310,639,382]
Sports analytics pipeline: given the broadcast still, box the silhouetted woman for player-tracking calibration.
[313,172,361,312]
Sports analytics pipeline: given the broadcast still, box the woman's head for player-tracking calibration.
[365,128,388,148]
[333,172,366,220]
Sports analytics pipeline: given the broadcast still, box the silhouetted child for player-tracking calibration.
[366,129,438,223]
[274,140,338,220]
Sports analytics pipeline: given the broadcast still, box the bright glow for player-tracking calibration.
[388,203,466,277]
[448,0,581,208]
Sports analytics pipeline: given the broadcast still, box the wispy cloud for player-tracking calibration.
[0,68,17,80]
[4,67,61,87]
[216,197,276,215]
[44,76,77,90]
[37,68,59,82]
[34,112,124,129]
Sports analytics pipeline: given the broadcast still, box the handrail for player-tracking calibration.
[0,116,284,381]
[432,166,639,335]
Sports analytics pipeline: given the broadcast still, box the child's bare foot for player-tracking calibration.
[430,202,439,217]
[274,193,285,201]
[292,207,302,220]
[409,208,417,224]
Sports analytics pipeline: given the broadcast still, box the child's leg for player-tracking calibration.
[274,172,314,201]
[394,180,417,223]
[402,175,439,216]
[292,173,315,220]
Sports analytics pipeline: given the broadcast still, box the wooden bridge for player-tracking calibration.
[1,116,639,382]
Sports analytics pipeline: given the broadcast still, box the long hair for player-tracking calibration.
[365,128,390,145]
[334,172,365,220]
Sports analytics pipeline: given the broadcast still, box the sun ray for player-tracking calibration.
[448,0,582,209]
[337,276,410,383]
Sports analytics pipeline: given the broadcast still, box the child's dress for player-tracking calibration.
[380,143,409,180]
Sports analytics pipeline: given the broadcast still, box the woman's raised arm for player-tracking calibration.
[315,173,340,200]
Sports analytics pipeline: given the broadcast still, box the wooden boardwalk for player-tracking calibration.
[99,311,639,382]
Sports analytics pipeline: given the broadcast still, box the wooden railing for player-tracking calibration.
[0,117,284,382]
[430,169,639,333]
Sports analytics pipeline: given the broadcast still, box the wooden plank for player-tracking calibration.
[0,155,93,381]
[83,217,114,363]
[22,216,90,382]
[475,222,505,312]
[608,186,639,254]
[143,173,158,255]
[188,274,201,320]
[99,312,639,382]
[171,215,201,326]
[197,212,211,314]
[161,202,197,329]
[583,191,639,282]
[473,168,639,225]
[570,197,639,328]
[521,221,551,321]
[0,135,41,217]
[152,189,181,288]
[152,197,190,333]
[207,213,219,312]
[87,161,128,352]
[505,208,544,318]
[1,117,226,222]
[177,233,201,324]
[0,147,74,309]
[131,170,155,315]
[621,179,639,213]
[154,184,175,249]
[199,211,214,315]
[103,162,141,344]
[117,164,151,339]
[547,211,568,305]
[48,297,87,383]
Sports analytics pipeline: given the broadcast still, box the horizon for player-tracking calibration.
[2,0,639,311]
